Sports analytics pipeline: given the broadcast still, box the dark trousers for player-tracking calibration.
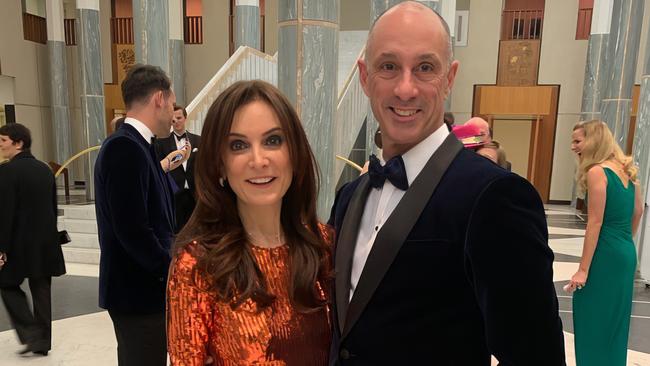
[0,277,52,351]
[174,188,196,233]
[108,310,167,366]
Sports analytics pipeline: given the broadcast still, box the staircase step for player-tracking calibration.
[62,247,100,265]
[65,232,100,249]
[60,205,96,220]
[59,218,98,234]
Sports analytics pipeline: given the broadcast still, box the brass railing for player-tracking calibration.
[55,146,101,178]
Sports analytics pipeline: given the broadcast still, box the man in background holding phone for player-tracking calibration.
[155,104,201,233]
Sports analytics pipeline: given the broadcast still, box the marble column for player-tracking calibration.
[370,0,403,23]
[441,0,456,111]
[133,0,169,73]
[631,18,650,283]
[169,0,185,105]
[573,0,614,206]
[599,0,644,148]
[235,0,261,51]
[278,0,339,219]
[580,0,613,121]
[76,0,105,200]
[46,0,73,164]
[417,0,441,13]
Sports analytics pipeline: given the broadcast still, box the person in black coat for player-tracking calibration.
[155,104,200,232]
[0,123,66,356]
[94,64,177,365]
[328,3,565,365]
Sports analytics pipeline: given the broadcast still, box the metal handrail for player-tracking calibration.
[55,146,101,178]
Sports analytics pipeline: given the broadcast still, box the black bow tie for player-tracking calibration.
[368,154,408,190]
[174,132,187,140]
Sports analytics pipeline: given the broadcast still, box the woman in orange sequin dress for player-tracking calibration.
[166,80,332,366]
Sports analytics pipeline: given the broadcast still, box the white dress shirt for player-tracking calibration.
[173,131,190,188]
[349,124,450,301]
[124,117,154,145]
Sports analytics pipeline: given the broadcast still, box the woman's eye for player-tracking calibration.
[230,140,248,151]
[265,135,283,146]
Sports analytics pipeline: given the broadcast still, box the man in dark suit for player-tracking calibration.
[155,104,200,232]
[94,64,176,365]
[329,3,565,365]
[0,123,66,357]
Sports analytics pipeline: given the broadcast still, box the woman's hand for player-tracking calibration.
[565,269,588,293]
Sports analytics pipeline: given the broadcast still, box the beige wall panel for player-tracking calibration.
[451,0,501,120]
[0,76,16,105]
[538,0,587,114]
[100,0,113,84]
[185,0,230,102]
[538,0,587,201]
[341,0,370,31]
[14,105,45,160]
[265,0,279,55]
[492,119,532,179]
[550,113,579,201]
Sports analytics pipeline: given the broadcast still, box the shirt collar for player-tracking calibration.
[381,123,449,186]
[125,117,155,145]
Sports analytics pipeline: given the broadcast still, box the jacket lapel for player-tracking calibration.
[341,134,463,338]
[335,174,371,332]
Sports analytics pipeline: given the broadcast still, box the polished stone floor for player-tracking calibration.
[0,205,649,365]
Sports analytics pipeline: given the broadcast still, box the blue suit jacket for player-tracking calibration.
[94,124,175,314]
[329,135,565,365]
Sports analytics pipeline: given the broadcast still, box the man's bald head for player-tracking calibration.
[366,1,453,67]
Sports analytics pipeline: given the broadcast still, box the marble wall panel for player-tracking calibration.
[235,5,261,50]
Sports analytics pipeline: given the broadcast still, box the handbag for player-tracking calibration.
[58,230,71,245]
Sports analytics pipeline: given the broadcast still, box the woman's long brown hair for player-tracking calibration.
[176,80,331,312]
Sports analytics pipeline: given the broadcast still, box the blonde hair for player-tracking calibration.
[573,120,637,195]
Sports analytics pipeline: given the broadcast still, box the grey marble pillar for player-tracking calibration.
[76,0,105,200]
[631,13,650,283]
[580,0,613,121]
[417,0,441,13]
[235,0,261,51]
[600,0,644,148]
[371,0,403,23]
[46,0,73,164]
[133,0,169,73]
[169,0,185,105]
[441,0,455,112]
[278,0,339,219]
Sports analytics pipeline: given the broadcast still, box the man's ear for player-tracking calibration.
[444,60,460,98]
[153,90,165,108]
[13,140,24,151]
[358,58,370,97]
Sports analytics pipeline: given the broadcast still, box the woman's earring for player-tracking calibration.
[219,177,226,187]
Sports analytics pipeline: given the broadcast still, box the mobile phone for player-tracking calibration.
[170,153,184,163]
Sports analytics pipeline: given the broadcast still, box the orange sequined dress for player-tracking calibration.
[167,241,331,366]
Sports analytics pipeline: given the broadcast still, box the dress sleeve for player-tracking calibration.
[167,243,215,366]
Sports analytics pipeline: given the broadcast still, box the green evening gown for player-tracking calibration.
[573,167,637,366]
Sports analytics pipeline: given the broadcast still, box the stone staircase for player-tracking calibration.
[58,204,100,264]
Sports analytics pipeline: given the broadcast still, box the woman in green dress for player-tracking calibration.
[568,120,643,366]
